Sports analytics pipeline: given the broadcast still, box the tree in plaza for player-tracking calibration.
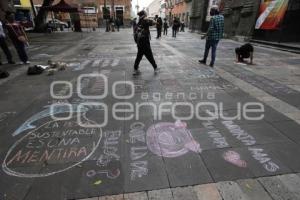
[34,0,54,32]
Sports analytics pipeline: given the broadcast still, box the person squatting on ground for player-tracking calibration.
[156,17,163,39]
[0,20,15,65]
[235,43,254,64]
[133,10,159,76]
[163,18,168,36]
[5,12,30,65]
[199,5,224,68]
[172,18,180,38]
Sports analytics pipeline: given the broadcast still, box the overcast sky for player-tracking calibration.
[132,0,153,12]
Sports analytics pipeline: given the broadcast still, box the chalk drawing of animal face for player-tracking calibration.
[146,121,201,158]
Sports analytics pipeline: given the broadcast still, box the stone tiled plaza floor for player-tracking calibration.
[0,29,300,200]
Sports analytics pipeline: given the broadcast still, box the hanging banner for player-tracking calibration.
[255,0,289,30]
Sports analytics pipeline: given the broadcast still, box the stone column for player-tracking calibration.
[222,0,261,38]
[190,0,206,33]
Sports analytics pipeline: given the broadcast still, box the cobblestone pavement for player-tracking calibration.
[81,173,300,200]
[0,29,300,200]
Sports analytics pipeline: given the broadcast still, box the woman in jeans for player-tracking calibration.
[5,12,30,65]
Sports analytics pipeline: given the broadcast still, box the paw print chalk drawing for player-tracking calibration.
[223,150,247,168]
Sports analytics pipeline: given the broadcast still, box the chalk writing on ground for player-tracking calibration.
[222,120,280,172]
[202,120,229,148]
[86,130,122,181]
[248,147,280,172]
[2,118,102,178]
[129,122,149,181]
[12,104,90,137]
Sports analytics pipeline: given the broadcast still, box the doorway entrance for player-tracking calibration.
[115,7,124,25]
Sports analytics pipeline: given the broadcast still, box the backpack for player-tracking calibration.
[134,24,145,44]
[27,65,44,75]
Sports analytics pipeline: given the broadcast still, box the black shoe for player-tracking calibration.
[0,70,9,79]
[199,60,206,65]
[0,62,2,65]
[133,70,141,76]
[209,63,214,68]
[8,61,15,64]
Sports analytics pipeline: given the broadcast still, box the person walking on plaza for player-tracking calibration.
[163,18,168,36]
[5,13,29,65]
[115,17,121,32]
[172,18,180,38]
[180,21,185,32]
[133,10,158,75]
[199,5,224,68]
[0,20,15,65]
[156,17,163,39]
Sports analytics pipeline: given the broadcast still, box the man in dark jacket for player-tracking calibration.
[156,17,163,39]
[163,18,168,35]
[115,17,121,32]
[172,18,179,38]
[133,10,158,75]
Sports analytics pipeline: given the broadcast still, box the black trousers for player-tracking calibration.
[163,28,168,35]
[157,28,162,38]
[172,28,177,37]
[12,40,28,63]
[0,37,13,62]
[134,40,157,70]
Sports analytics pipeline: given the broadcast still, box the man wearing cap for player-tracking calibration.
[199,5,224,68]
[133,10,158,75]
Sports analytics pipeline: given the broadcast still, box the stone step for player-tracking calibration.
[79,173,300,200]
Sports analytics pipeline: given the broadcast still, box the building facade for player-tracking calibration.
[147,0,161,18]
[190,0,300,42]
[165,0,192,26]
[32,0,132,27]
[97,0,132,26]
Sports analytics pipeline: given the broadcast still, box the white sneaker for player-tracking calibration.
[24,61,31,65]
[132,70,141,76]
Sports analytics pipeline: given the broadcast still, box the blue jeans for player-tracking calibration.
[12,40,28,63]
[203,40,219,65]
